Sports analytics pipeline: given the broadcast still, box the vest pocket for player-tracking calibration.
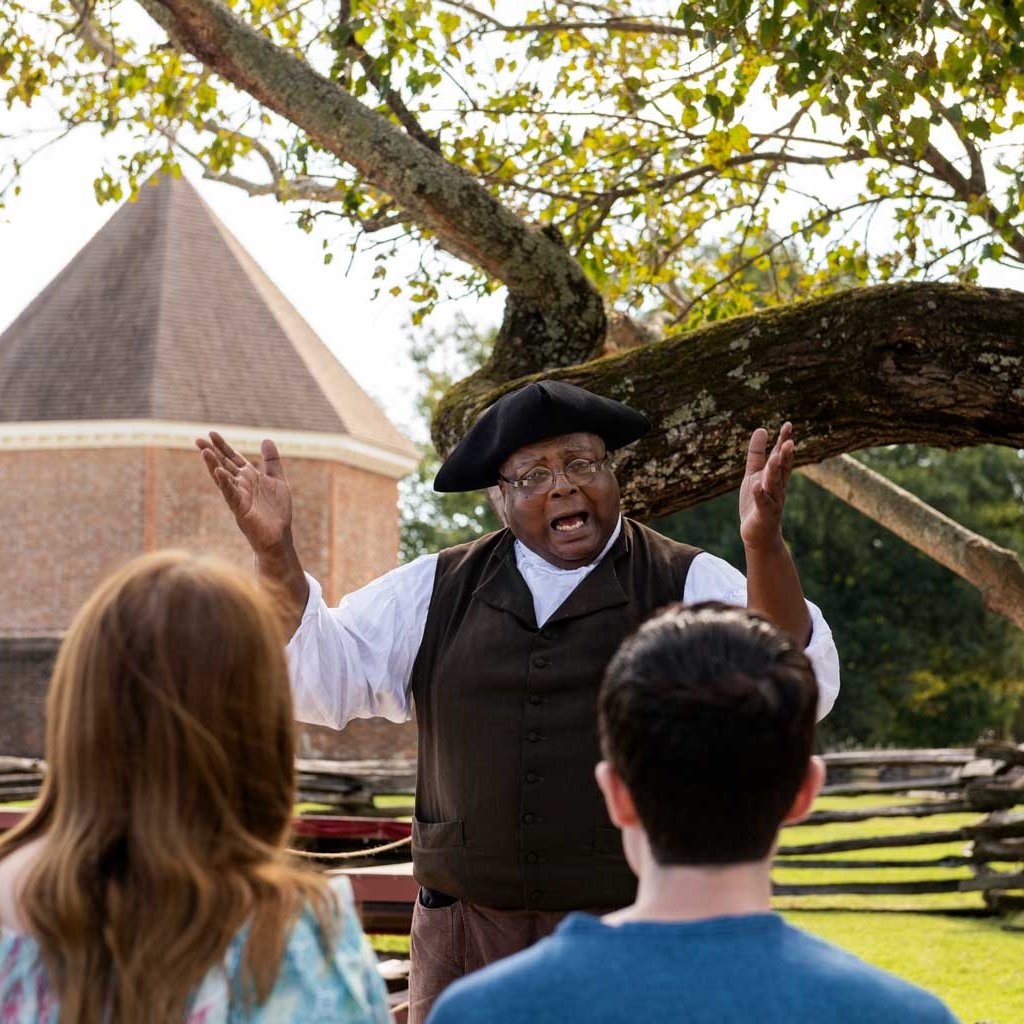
[592,826,624,857]
[413,817,465,849]
[412,817,467,901]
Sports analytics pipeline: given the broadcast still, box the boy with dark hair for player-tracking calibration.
[427,603,957,1023]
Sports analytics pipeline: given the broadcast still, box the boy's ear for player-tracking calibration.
[783,755,825,826]
[595,760,641,829]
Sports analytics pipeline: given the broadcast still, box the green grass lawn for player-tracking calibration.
[784,911,1021,1023]
[773,796,1024,1022]
[374,794,415,811]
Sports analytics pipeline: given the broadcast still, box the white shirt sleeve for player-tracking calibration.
[683,551,841,721]
[284,554,439,730]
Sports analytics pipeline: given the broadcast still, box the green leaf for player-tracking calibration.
[907,116,930,155]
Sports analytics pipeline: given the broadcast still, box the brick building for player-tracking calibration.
[0,174,419,760]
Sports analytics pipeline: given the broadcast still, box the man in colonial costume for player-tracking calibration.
[198,381,839,1023]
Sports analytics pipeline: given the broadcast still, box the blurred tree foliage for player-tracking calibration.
[655,446,1024,748]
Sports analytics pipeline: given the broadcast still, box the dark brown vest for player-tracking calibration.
[409,519,701,911]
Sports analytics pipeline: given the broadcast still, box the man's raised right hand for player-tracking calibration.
[196,432,309,636]
[196,432,293,555]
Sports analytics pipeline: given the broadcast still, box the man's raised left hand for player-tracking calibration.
[738,422,795,552]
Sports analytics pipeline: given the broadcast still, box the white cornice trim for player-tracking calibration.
[0,420,419,480]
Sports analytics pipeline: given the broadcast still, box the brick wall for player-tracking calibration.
[0,449,146,634]
[0,445,418,762]
[329,463,403,600]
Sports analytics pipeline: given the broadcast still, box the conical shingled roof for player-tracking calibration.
[0,174,415,460]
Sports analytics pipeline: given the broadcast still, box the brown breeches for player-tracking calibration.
[408,899,570,1023]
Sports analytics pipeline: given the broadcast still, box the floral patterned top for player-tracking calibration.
[0,875,392,1023]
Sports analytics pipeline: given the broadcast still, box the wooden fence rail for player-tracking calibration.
[3,746,1022,913]
[820,748,974,767]
[776,744,1024,912]
[0,757,418,818]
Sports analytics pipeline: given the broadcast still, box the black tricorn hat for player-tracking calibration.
[433,380,650,493]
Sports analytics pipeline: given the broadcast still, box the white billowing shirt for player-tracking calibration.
[286,520,840,728]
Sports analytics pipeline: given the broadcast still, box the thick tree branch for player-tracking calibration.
[435,283,1024,520]
[801,454,1024,630]
[137,0,606,369]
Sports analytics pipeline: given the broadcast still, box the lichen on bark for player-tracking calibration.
[434,282,1024,521]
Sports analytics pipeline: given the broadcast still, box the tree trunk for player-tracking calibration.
[436,282,1024,519]
[141,0,606,368]
[802,454,1024,629]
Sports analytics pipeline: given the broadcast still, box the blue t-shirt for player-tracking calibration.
[427,912,958,1024]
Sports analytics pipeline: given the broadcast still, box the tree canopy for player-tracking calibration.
[6,1,1024,325]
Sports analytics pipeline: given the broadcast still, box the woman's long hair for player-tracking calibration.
[0,551,333,1023]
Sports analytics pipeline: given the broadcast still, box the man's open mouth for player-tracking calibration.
[550,512,589,533]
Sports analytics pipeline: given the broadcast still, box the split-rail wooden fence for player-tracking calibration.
[3,744,1023,911]
[775,743,1024,913]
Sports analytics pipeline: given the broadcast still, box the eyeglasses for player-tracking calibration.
[499,456,610,496]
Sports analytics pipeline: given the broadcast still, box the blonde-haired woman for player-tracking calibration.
[0,552,392,1023]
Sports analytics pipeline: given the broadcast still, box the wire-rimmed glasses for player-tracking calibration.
[498,456,610,496]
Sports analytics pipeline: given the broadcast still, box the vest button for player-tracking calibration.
[530,889,543,901]
[531,655,549,669]
[526,852,539,864]
[528,694,542,705]
[527,731,541,743]
[525,772,539,783]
